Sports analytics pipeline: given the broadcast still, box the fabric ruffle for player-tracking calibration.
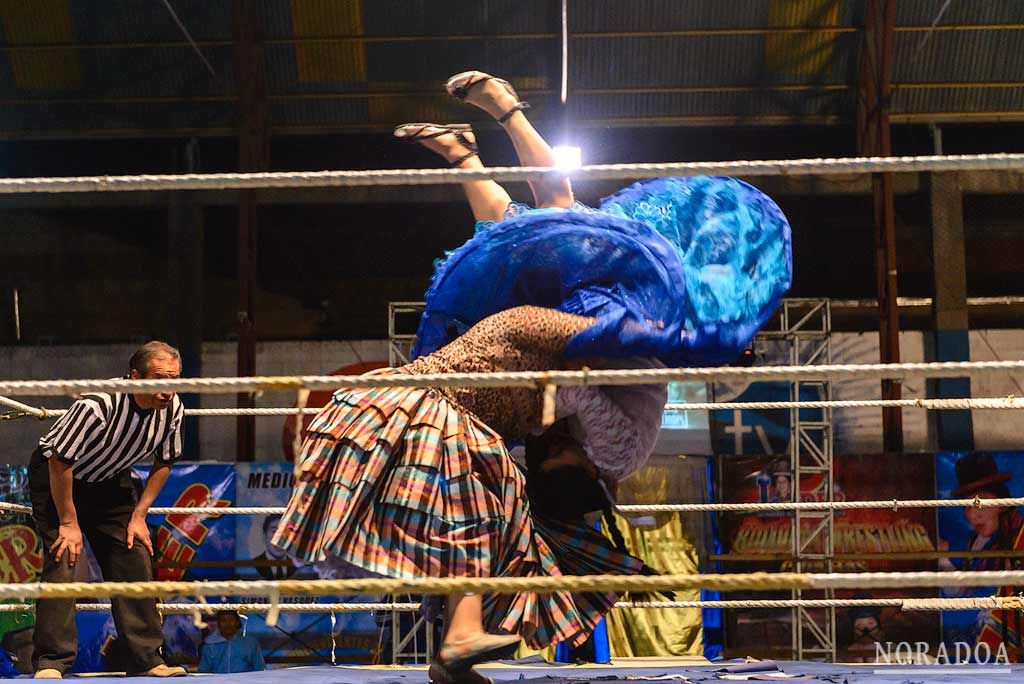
[599,175,792,356]
[413,208,688,360]
[413,176,792,366]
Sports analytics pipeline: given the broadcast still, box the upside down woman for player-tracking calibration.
[275,70,792,683]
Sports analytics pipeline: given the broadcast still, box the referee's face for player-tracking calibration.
[132,354,181,410]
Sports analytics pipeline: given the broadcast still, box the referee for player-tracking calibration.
[29,341,187,679]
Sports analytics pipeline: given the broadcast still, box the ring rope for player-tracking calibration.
[0,597,1017,614]
[1,153,1023,194]
[666,397,1024,411]
[6,396,1024,423]
[2,571,1024,600]
[4,495,1024,518]
[0,395,52,420]
[614,495,1024,514]
[2,360,1024,397]
[620,597,1024,611]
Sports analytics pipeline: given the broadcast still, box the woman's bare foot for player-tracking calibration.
[394,124,478,167]
[445,71,524,123]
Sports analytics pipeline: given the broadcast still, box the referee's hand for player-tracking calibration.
[126,515,155,556]
[51,521,83,567]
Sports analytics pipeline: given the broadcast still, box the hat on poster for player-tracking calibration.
[953,452,1012,498]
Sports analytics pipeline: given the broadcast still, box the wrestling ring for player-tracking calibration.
[1,154,1024,681]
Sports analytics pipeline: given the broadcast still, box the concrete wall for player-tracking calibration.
[824,330,1023,453]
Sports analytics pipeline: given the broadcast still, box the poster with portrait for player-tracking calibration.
[718,454,940,660]
[937,451,1024,662]
[235,463,309,581]
[235,463,378,663]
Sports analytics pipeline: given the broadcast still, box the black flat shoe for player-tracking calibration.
[428,661,493,684]
[437,633,520,671]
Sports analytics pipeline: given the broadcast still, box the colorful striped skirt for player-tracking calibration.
[273,379,643,648]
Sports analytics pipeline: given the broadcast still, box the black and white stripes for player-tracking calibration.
[38,392,183,482]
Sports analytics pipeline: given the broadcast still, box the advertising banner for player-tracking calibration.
[937,451,1024,662]
[132,464,236,664]
[718,454,940,661]
[0,466,39,672]
[235,463,378,662]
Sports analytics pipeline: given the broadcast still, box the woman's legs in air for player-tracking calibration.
[446,72,574,210]
[394,124,511,223]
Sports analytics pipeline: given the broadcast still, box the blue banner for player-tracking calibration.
[235,464,377,662]
[711,382,823,457]
[133,463,237,664]
[4,462,381,670]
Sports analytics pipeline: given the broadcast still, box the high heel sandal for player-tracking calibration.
[445,71,531,124]
[393,123,479,167]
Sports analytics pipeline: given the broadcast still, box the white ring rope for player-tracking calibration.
[6,396,1024,422]
[0,602,422,614]
[2,360,1024,397]
[1,153,1023,194]
[0,571,1023,600]
[0,395,52,419]
[0,503,288,515]
[614,496,1024,514]
[666,397,1024,411]
[810,571,1024,590]
[0,403,325,419]
[0,597,1017,614]
[3,496,1023,518]
[619,597,1024,612]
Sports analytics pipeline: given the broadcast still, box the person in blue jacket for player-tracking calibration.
[198,611,265,674]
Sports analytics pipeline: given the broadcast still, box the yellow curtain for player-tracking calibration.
[605,458,704,656]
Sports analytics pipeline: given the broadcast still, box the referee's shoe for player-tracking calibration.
[35,664,186,678]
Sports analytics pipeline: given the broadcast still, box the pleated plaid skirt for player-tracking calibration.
[273,378,643,648]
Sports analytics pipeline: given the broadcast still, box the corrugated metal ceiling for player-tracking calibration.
[0,0,1020,138]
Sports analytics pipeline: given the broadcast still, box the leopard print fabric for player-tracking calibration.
[401,305,591,438]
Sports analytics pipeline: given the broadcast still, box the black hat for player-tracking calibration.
[847,602,880,622]
[953,453,1012,498]
[848,593,881,622]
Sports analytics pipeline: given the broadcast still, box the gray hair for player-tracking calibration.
[129,341,181,376]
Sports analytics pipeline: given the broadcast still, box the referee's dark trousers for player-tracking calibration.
[28,448,164,674]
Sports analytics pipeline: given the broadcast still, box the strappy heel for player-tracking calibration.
[445,71,531,124]
[393,123,479,167]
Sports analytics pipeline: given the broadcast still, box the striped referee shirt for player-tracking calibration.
[38,390,184,483]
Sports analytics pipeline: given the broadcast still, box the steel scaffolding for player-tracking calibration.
[759,299,835,661]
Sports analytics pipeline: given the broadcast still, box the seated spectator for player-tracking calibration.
[198,611,265,673]
[0,645,18,678]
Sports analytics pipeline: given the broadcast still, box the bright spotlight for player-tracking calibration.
[552,145,582,170]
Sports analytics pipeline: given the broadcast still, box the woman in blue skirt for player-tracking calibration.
[279,71,791,684]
